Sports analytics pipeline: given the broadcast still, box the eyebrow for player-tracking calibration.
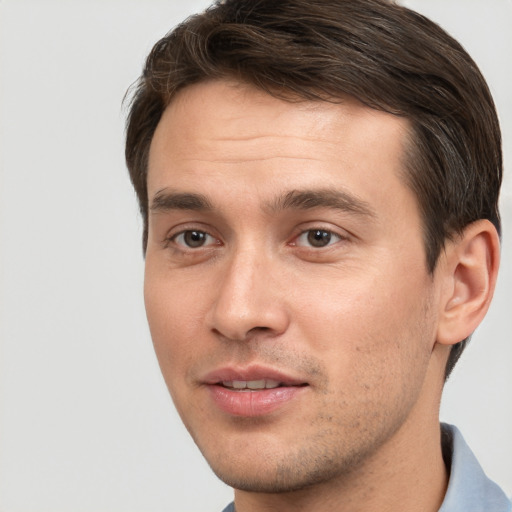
[267,189,376,218]
[149,187,376,218]
[150,190,213,212]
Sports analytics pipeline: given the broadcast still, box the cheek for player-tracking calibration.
[292,267,435,387]
[144,266,207,376]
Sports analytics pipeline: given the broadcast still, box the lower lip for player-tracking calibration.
[206,385,306,417]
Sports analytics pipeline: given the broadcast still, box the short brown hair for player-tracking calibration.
[125,0,502,378]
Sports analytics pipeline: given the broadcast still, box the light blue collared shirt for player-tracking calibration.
[222,424,511,512]
[439,424,511,512]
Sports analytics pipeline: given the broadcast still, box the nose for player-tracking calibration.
[207,248,290,342]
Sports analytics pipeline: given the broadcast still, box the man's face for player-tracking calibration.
[145,80,443,492]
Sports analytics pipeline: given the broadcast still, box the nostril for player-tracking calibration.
[208,291,290,341]
[248,326,271,334]
[211,325,274,343]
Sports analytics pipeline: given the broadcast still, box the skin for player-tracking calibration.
[144,80,499,512]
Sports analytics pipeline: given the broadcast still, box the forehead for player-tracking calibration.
[147,80,413,215]
[152,80,408,156]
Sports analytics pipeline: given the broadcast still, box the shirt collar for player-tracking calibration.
[439,423,511,512]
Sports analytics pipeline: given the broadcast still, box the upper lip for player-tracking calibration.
[201,365,308,386]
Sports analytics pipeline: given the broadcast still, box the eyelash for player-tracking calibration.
[167,230,220,250]
[166,227,345,251]
[293,229,344,248]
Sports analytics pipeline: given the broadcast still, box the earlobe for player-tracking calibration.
[436,220,500,346]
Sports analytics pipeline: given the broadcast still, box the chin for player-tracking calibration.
[200,438,367,494]
[210,464,332,494]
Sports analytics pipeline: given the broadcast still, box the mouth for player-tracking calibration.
[219,379,292,391]
[203,367,309,417]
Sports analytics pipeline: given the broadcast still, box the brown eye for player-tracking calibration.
[174,230,213,248]
[294,229,343,248]
[307,230,333,247]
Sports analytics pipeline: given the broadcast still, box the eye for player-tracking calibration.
[172,230,217,249]
[295,229,342,248]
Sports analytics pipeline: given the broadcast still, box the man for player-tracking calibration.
[124,0,511,510]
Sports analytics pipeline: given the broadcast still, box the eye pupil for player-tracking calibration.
[307,230,331,247]
[184,231,206,248]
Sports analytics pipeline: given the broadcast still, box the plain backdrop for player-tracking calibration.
[0,1,510,511]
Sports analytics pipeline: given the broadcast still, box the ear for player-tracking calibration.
[436,220,500,346]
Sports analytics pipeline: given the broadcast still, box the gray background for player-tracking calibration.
[0,1,510,510]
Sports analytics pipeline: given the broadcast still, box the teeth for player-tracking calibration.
[246,380,266,389]
[222,379,281,390]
